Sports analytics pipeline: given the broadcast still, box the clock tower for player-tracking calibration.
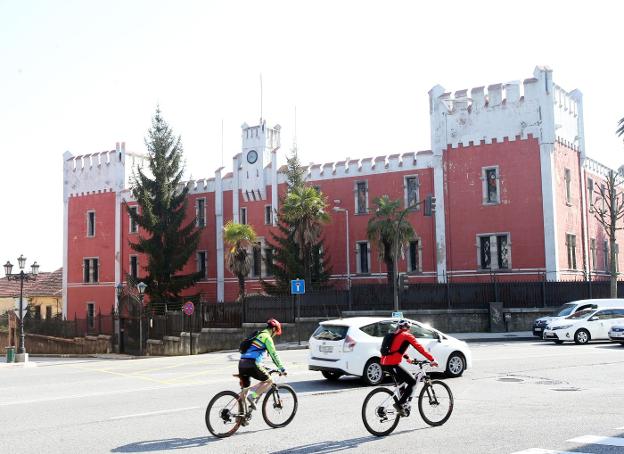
[237,119,281,201]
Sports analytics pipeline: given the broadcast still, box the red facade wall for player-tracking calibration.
[443,137,545,281]
[67,192,116,317]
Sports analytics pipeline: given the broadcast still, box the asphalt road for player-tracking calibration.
[1,340,623,454]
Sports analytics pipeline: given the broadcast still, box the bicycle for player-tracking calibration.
[361,359,454,437]
[205,369,298,438]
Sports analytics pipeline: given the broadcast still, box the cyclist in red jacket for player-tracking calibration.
[380,319,438,416]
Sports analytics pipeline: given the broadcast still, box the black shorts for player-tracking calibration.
[238,358,270,388]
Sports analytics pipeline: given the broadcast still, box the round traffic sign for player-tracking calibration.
[182,301,195,316]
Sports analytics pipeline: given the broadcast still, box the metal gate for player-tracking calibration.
[118,295,145,355]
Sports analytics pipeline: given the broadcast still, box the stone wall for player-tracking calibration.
[0,332,112,355]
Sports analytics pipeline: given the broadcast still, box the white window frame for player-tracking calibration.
[264,205,273,225]
[196,198,206,228]
[408,238,423,273]
[83,257,100,283]
[129,206,138,234]
[197,250,207,280]
[356,241,371,274]
[564,168,572,205]
[251,240,264,278]
[565,233,577,270]
[481,166,500,205]
[87,210,96,237]
[129,255,138,279]
[587,178,595,211]
[404,175,420,210]
[240,207,248,225]
[476,233,511,270]
[354,180,369,215]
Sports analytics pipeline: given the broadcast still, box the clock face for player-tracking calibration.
[247,150,258,164]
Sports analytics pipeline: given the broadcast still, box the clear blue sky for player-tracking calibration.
[1,0,623,272]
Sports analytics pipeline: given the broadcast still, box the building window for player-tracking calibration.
[482,166,500,204]
[265,205,273,225]
[356,241,370,274]
[87,211,96,237]
[590,238,597,270]
[587,178,594,211]
[355,181,368,214]
[264,248,274,276]
[197,251,207,279]
[604,240,609,270]
[83,258,99,283]
[240,207,247,225]
[408,240,421,272]
[129,206,138,233]
[478,233,510,270]
[566,234,577,270]
[405,176,420,209]
[564,168,572,205]
[616,243,620,273]
[130,256,138,279]
[45,305,52,319]
[252,244,262,277]
[87,303,95,329]
[196,198,206,228]
[313,185,322,194]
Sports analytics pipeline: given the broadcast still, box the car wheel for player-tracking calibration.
[321,371,343,381]
[361,358,384,386]
[553,340,564,345]
[445,352,465,378]
[574,329,590,345]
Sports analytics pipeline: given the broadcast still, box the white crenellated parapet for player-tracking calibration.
[429,66,583,152]
[584,157,616,179]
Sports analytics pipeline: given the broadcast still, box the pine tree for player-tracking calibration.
[262,150,332,295]
[127,108,201,310]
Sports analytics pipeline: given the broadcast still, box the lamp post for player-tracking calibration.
[115,284,123,353]
[332,206,351,309]
[4,255,39,362]
[136,282,147,356]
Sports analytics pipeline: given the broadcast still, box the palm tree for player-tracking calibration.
[223,222,257,301]
[367,195,416,284]
[281,186,330,285]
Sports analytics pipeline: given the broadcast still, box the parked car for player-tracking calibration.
[608,324,624,345]
[542,307,624,344]
[307,317,472,385]
[533,299,624,337]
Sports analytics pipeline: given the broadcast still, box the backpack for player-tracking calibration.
[239,329,261,354]
[380,332,397,356]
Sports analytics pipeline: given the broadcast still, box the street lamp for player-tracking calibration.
[4,255,39,362]
[137,282,147,356]
[332,206,351,298]
[114,283,123,353]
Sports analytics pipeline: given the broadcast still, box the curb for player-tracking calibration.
[458,336,536,343]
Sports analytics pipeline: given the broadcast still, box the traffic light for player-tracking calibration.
[398,273,409,291]
[430,196,436,213]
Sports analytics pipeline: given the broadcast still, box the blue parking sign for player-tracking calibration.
[291,279,305,295]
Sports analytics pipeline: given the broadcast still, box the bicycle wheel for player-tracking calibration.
[361,387,401,437]
[262,384,298,428]
[418,380,454,426]
[205,390,244,438]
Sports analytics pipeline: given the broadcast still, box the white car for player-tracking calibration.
[533,298,624,337]
[307,317,472,385]
[608,324,624,345]
[542,307,624,344]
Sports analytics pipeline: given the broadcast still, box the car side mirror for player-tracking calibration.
[434,332,441,343]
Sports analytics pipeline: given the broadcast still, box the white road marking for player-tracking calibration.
[109,406,200,420]
[511,449,592,454]
[568,435,624,447]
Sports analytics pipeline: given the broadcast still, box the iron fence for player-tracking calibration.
[23,313,114,338]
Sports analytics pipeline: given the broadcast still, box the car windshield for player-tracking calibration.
[312,325,349,341]
[552,303,577,317]
[566,309,595,320]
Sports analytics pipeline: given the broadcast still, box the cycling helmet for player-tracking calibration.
[267,318,282,335]
[396,319,411,331]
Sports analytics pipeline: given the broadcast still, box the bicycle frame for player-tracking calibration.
[384,363,433,411]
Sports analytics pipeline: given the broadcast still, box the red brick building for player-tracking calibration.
[62,67,623,318]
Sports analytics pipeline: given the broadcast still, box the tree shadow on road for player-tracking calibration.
[269,428,428,454]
